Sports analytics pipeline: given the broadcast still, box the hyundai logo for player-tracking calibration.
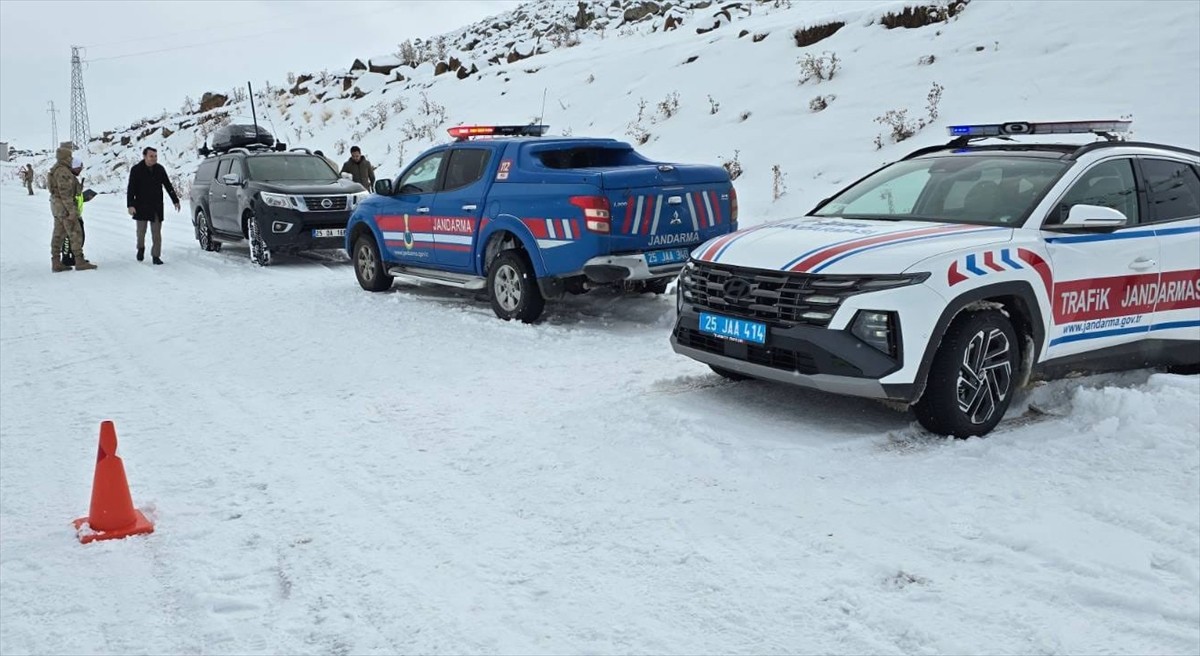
[320,197,333,210]
[723,278,752,302]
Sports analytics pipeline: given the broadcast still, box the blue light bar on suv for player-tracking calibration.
[948,120,1131,138]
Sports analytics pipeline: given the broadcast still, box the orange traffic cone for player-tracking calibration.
[72,421,154,544]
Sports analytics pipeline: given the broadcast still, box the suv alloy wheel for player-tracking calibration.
[913,310,1019,437]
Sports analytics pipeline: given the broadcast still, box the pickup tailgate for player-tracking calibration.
[602,164,734,253]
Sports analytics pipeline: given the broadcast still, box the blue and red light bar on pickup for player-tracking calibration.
[448,125,550,140]
[947,120,1131,138]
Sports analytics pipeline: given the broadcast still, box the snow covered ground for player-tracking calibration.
[1,180,1198,653]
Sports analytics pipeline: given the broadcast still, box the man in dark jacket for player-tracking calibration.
[126,146,180,265]
[340,146,376,188]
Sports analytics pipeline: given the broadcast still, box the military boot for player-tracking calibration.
[51,258,70,272]
[73,258,98,271]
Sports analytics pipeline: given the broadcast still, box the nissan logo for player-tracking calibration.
[320,197,333,210]
[723,278,752,302]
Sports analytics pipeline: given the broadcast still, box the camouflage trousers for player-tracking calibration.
[50,198,83,258]
[25,179,33,195]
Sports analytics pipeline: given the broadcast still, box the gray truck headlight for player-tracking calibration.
[260,192,298,209]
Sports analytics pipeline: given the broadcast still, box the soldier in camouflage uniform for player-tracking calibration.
[22,164,34,195]
[47,147,96,272]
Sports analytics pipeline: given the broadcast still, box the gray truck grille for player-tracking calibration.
[303,196,348,211]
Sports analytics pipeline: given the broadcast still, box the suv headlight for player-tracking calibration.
[851,310,898,358]
[260,192,299,209]
[350,191,370,207]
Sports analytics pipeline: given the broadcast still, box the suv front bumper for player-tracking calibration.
[257,206,350,252]
[670,307,916,402]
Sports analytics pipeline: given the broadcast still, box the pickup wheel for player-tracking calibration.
[487,250,545,323]
[913,310,1018,438]
[354,233,393,292]
[248,214,271,267]
[196,209,220,252]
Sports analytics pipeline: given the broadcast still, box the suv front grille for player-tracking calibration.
[303,195,348,211]
[680,261,851,327]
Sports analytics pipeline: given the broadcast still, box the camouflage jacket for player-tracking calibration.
[46,147,81,205]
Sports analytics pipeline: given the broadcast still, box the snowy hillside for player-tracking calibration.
[14,0,1200,227]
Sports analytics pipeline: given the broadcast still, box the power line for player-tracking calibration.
[84,4,406,64]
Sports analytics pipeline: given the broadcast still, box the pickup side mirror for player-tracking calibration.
[341,172,353,180]
[221,173,243,186]
[374,179,393,195]
[1063,204,1127,229]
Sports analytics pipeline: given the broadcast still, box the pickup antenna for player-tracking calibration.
[537,88,547,127]
[247,81,258,136]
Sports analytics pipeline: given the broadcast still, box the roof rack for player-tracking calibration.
[199,141,288,158]
[289,147,313,155]
[448,124,549,141]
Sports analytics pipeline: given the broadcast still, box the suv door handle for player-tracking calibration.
[416,207,430,214]
[462,204,478,211]
[1129,256,1157,271]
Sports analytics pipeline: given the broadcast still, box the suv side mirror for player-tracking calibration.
[341,172,353,180]
[1063,204,1127,229]
[374,179,393,195]
[221,173,243,186]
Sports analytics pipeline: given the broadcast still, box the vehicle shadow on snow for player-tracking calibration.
[202,245,352,269]
[372,282,677,329]
[877,368,1161,453]
[651,372,910,442]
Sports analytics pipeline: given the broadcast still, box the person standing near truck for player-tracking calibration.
[341,146,376,188]
[126,146,180,265]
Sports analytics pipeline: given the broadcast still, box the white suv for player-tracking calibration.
[672,120,1200,437]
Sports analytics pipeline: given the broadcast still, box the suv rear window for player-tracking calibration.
[195,159,218,182]
[535,147,639,169]
[246,155,338,182]
[1141,158,1200,223]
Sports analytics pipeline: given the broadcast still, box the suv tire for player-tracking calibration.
[354,233,393,292]
[248,214,271,267]
[913,309,1019,437]
[196,209,220,252]
[487,250,545,323]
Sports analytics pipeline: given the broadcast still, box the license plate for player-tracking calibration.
[312,228,345,238]
[645,248,689,267]
[699,312,767,345]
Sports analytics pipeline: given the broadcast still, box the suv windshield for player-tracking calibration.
[814,155,1069,225]
[246,155,337,182]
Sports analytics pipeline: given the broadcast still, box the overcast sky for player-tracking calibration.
[0,0,523,150]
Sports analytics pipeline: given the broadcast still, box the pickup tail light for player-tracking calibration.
[570,196,611,233]
[730,187,739,226]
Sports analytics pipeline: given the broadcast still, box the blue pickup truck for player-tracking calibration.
[345,125,737,322]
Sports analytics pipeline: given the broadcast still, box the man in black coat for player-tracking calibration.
[126,146,180,265]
